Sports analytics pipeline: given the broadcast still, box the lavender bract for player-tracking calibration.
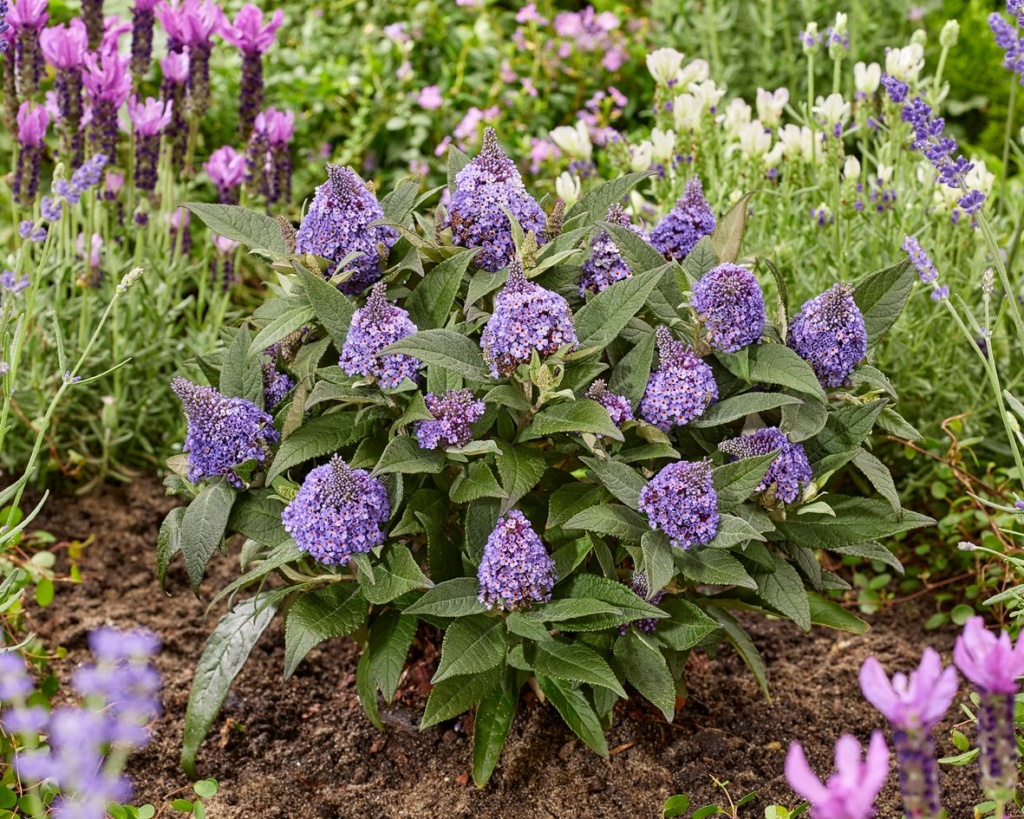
[445,128,547,272]
[40,19,86,162]
[414,389,486,450]
[690,263,766,352]
[339,281,421,389]
[295,164,399,294]
[205,145,246,204]
[6,0,47,97]
[638,459,720,549]
[719,427,811,504]
[788,283,867,388]
[477,510,556,611]
[785,732,890,819]
[171,377,279,487]
[481,259,577,378]
[281,455,389,565]
[649,177,716,262]
[83,49,131,160]
[579,204,642,297]
[639,325,717,431]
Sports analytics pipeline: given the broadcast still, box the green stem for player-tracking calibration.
[1001,80,1018,215]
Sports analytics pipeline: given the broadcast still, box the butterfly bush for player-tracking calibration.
[162,130,927,785]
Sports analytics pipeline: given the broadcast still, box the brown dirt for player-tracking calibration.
[27,478,986,819]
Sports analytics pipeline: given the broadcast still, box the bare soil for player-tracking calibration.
[28,478,985,819]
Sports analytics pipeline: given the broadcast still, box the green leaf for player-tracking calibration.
[608,327,656,407]
[447,146,471,192]
[747,344,827,401]
[663,794,692,818]
[780,393,829,442]
[566,171,651,222]
[359,544,433,604]
[521,398,625,442]
[421,668,500,729]
[614,631,675,721]
[450,462,506,503]
[551,536,595,580]
[484,384,532,412]
[267,412,376,482]
[547,483,604,530]
[220,326,263,405]
[574,267,666,353]
[681,236,718,281]
[750,553,811,631]
[713,451,779,505]
[283,585,367,677]
[181,481,236,595]
[193,780,219,799]
[565,505,649,543]
[406,251,479,330]
[600,221,670,274]
[495,443,547,512]
[677,549,757,589]
[228,490,289,548]
[580,456,646,510]
[557,574,666,631]
[532,640,626,697]
[852,449,902,517]
[525,598,623,622]
[249,303,316,357]
[710,192,755,263]
[181,594,278,776]
[356,644,383,729]
[382,329,489,381]
[298,268,356,350]
[854,258,914,346]
[372,436,445,476]
[368,610,418,704]
[706,606,769,698]
[473,685,518,787]
[816,400,888,455]
[693,392,803,427]
[404,578,487,618]
[536,675,609,757]
[380,179,421,225]
[208,539,303,609]
[183,203,289,258]
[156,506,186,589]
[876,407,922,441]
[433,616,507,682]
[641,530,675,594]
[706,513,769,549]
[808,592,870,634]
[656,598,721,651]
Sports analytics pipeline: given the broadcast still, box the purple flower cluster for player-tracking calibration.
[638,459,720,549]
[205,145,246,203]
[414,389,486,450]
[586,379,633,427]
[281,455,389,565]
[481,258,578,378]
[990,4,1024,85]
[220,4,283,139]
[719,427,811,504]
[40,19,87,161]
[649,177,716,262]
[640,326,717,432]
[40,153,109,223]
[262,354,294,408]
[579,204,643,297]
[788,283,867,388]
[7,0,48,97]
[339,282,421,389]
[786,733,890,819]
[247,107,294,204]
[901,235,948,301]
[171,377,279,487]
[295,164,399,294]
[129,95,172,193]
[0,0,9,53]
[130,0,160,78]
[690,263,766,352]
[477,510,556,611]
[445,128,548,272]
[83,48,132,159]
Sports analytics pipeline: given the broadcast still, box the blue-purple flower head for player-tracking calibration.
[262,356,294,407]
[339,281,421,389]
[719,427,811,504]
[171,377,279,488]
[640,325,718,432]
[414,389,486,450]
[649,177,716,262]
[786,732,890,819]
[481,258,577,378]
[638,459,720,550]
[586,379,634,427]
[860,648,958,731]
[788,283,867,388]
[0,652,33,701]
[579,204,643,297]
[690,263,766,352]
[954,616,1024,695]
[445,127,547,272]
[477,509,556,611]
[294,164,399,295]
[282,455,389,565]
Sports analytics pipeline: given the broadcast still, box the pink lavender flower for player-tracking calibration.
[719,427,811,504]
[295,164,398,293]
[171,377,279,487]
[83,48,131,159]
[478,510,556,610]
[417,84,443,110]
[339,282,421,389]
[13,100,46,204]
[160,50,189,164]
[785,732,890,819]
[650,177,717,262]
[481,258,577,378]
[6,0,48,97]
[414,389,486,449]
[256,107,293,204]
[586,379,633,427]
[204,145,246,203]
[281,455,389,566]
[157,0,222,118]
[444,127,547,272]
[691,263,766,352]
[211,234,240,288]
[40,19,87,160]
[220,4,282,138]
[128,95,171,192]
[638,459,719,549]
[130,0,160,77]
[788,283,867,388]
[579,204,643,297]
[640,326,717,431]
